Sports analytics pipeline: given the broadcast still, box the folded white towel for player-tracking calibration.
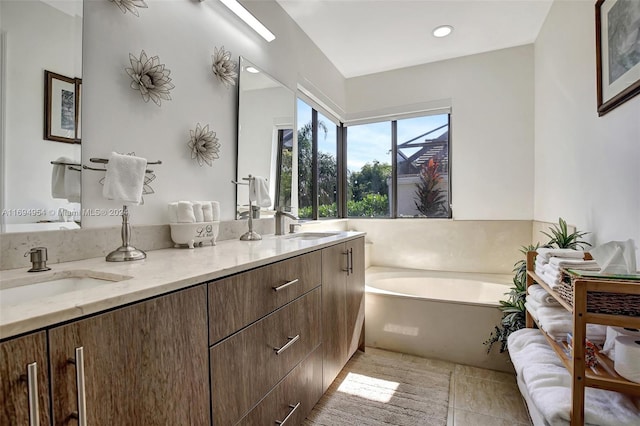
[535,256,548,270]
[549,257,600,269]
[528,284,561,306]
[526,295,544,314]
[536,248,585,261]
[211,201,220,221]
[249,176,271,208]
[51,156,81,202]
[522,362,640,426]
[525,302,539,323]
[537,306,607,343]
[177,201,196,223]
[507,328,564,375]
[168,202,179,223]
[102,152,147,204]
[192,202,204,222]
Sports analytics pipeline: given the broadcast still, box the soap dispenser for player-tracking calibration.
[24,247,51,272]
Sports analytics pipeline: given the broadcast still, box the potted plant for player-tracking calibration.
[484,218,591,352]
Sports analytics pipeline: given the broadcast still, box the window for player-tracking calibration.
[346,122,392,217]
[292,94,450,219]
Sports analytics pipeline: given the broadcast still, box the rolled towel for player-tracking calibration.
[177,201,196,223]
[537,306,607,343]
[192,201,204,222]
[211,201,220,221]
[536,248,584,261]
[535,256,548,270]
[249,176,271,208]
[526,295,544,314]
[168,202,179,223]
[528,284,561,306]
[201,202,213,222]
[102,152,147,204]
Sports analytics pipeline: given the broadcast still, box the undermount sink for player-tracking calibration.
[284,232,342,241]
[0,270,131,307]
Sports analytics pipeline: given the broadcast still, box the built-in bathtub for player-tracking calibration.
[365,266,515,372]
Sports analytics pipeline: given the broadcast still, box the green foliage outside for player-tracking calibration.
[484,218,591,353]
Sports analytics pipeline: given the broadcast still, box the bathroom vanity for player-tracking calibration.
[0,232,365,425]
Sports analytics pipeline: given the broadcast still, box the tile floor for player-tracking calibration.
[364,347,532,426]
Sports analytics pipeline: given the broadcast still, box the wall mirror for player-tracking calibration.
[236,57,295,220]
[1,0,83,233]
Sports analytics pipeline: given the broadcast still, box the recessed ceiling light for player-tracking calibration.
[432,25,453,38]
[246,66,260,73]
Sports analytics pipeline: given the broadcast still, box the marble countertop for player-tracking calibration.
[0,231,364,340]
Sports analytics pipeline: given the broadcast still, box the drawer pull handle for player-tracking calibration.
[27,362,39,426]
[274,335,300,355]
[273,278,299,292]
[69,347,88,426]
[275,402,301,425]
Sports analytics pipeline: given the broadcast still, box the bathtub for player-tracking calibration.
[365,266,515,372]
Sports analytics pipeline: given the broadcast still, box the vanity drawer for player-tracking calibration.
[208,250,321,343]
[237,344,323,426]
[210,288,321,426]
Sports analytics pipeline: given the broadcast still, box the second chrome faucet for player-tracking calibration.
[275,208,299,236]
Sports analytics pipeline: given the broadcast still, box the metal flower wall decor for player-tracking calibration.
[109,0,148,17]
[125,50,174,107]
[187,123,221,167]
[211,46,237,88]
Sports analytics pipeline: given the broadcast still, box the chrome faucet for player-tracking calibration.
[275,208,299,236]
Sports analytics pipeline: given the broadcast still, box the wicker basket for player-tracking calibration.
[554,272,640,317]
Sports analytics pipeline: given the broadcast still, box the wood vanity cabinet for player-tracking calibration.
[321,237,365,392]
[0,331,51,425]
[48,285,209,426]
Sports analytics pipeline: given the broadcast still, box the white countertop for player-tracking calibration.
[0,231,364,340]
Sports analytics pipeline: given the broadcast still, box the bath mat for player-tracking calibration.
[305,349,451,426]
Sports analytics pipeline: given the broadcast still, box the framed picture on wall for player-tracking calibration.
[44,70,81,143]
[596,0,640,116]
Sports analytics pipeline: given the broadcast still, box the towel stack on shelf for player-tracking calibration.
[508,328,640,426]
[168,201,220,223]
[526,284,606,343]
[534,248,599,288]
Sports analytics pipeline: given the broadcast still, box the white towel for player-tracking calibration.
[528,284,561,306]
[51,156,80,202]
[192,202,204,222]
[211,201,220,221]
[536,248,585,261]
[549,257,600,269]
[177,201,196,223]
[526,295,544,314]
[168,202,179,223]
[536,306,607,343]
[507,328,563,375]
[249,176,271,208]
[201,202,213,222]
[522,362,640,426]
[102,152,147,204]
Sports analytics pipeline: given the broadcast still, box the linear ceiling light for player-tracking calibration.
[219,0,275,42]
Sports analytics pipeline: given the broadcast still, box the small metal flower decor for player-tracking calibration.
[211,46,237,88]
[187,123,221,167]
[109,0,148,17]
[125,50,175,107]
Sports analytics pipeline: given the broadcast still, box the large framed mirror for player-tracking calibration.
[236,57,295,219]
[1,0,83,233]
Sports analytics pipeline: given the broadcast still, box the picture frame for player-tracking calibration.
[44,70,81,143]
[596,0,640,116]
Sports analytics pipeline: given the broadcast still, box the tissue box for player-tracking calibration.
[170,222,219,248]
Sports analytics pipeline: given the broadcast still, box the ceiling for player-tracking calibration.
[276,0,554,78]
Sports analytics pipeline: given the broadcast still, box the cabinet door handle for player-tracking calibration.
[342,250,350,275]
[71,347,88,426]
[348,248,354,275]
[275,402,301,425]
[273,278,299,292]
[274,334,300,355]
[27,362,39,426]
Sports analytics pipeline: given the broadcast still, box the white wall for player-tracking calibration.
[2,1,81,224]
[346,45,535,220]
[534,0,640,264]
[81,0,344,227]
